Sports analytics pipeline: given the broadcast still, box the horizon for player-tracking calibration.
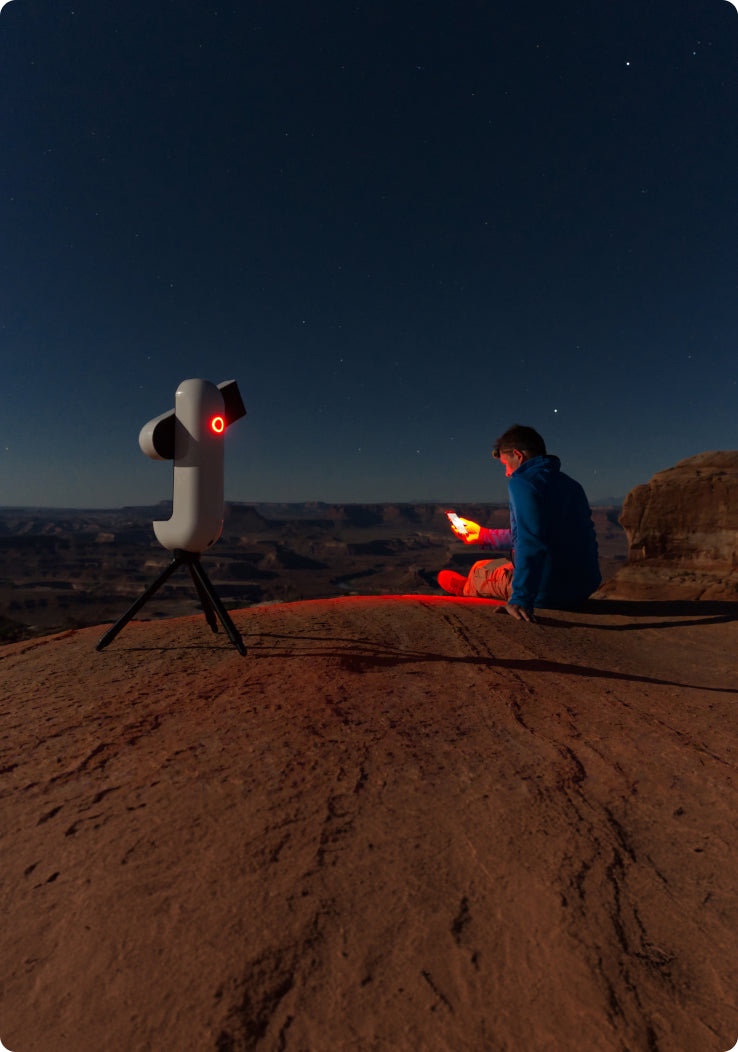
[0,495,628,514]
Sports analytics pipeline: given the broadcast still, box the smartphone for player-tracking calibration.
[446,510,468,536]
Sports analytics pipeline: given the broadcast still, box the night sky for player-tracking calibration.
[1,0,737,508]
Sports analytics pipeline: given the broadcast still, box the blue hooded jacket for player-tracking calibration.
[481,454,601,610]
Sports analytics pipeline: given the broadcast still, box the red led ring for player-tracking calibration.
[210,415,225,434]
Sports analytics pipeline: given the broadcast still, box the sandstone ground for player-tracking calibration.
[1,596,737,1051]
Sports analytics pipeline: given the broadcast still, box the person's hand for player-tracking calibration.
[454,517,481,544]
[494,602,537,623]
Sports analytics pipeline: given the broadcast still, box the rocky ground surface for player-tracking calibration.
[2,594,737,1051]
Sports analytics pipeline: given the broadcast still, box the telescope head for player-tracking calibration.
[138,378,246,553]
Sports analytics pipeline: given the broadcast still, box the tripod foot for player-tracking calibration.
[188,557,246,656]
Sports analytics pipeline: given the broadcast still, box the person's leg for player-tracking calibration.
[437,569,467,595]
[463,559,514,600]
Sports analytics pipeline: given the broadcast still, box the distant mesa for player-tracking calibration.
[261,545,329,571]
[0,498,626,641]
[598,451,738,600]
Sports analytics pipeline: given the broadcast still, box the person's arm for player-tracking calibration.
[450,518,513,547]
[477,525,513,549]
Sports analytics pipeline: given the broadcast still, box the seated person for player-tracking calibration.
[439,425,601,622]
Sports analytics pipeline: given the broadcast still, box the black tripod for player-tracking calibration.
[96,549,246,655]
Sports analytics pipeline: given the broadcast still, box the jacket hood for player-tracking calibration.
[516,454,561,477]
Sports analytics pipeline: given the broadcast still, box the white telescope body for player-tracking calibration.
[139,378,227,553]
[96,377,246,654]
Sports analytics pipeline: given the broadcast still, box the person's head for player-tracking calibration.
[492,425,546,477]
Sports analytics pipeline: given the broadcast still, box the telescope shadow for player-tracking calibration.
[237,628,738,695]
[118,599,738,696]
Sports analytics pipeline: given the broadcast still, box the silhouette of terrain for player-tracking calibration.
[0,502,627,641]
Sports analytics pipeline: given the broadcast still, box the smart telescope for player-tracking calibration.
[96,378,247,655]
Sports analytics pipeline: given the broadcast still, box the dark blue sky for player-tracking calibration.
[1,0,737,507]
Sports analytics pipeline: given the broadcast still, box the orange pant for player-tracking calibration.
[462,559,514,600]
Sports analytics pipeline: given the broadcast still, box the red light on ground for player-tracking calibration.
[210,415,225,434]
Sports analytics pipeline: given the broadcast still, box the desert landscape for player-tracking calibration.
[0,501,627,642]
[2,459,738,1051]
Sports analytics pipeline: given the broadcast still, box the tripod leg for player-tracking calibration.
[96,555,184,651]
[188,558,246,656]
[188,563,219,634]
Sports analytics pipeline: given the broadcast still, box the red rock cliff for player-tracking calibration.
[600,450,738,600]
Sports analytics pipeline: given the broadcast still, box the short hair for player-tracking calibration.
[492,425,546,460]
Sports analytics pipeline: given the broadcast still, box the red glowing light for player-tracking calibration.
[210,415,225,434]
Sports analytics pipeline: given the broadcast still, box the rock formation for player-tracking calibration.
[600,451,738,600]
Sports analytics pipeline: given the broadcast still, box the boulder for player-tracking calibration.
[599,451,738,600]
